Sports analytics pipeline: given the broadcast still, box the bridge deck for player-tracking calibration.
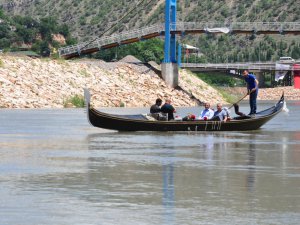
[181,62,299,71]
[59,22,300,59]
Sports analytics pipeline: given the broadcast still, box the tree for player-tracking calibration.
[291,45,300,59]
[39,17,58,40]
[15,24,37,43]
[0,23,11,38]
[0,37,11,49]
[94,38,164,63]
[40,40,50,57]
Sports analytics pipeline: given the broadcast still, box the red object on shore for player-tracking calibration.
[294,64,300,89]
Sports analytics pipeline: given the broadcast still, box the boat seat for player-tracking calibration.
[147,113,168,121]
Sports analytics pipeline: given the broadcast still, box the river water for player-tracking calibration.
[0,101,300,225]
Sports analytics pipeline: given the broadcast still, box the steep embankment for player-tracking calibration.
[0,55,226,108]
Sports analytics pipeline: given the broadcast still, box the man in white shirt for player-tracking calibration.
[199,102,214,120]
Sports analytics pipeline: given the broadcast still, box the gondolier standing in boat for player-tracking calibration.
[243,69,259,115]
[161,99,176,120]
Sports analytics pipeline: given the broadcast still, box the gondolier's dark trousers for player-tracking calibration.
[249,90,258,114]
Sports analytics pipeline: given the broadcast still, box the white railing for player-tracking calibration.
[58,24,164,56]
[181,63,296,71]
[59,22,300,57]
[174,22,300,31]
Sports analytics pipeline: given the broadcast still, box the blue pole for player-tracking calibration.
[163,0,176,63]
[163,0,171,63]
[170,0,176,63]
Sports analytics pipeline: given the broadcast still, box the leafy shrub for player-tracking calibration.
[64,95,85,108]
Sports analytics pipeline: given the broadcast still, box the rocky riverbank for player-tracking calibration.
[0,55,226,108]
[1,55,299,109]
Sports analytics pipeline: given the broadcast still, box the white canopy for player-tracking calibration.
[182,44,199,50]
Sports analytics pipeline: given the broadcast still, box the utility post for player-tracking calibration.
[161,0,178,87]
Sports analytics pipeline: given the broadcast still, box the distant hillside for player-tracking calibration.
[1,0,299,39]
[0,9,76,56]
[0,0,299,61]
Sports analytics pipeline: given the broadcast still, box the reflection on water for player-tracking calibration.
[162,153,175,225]
[247,138,256,193]
[0,102,300,225]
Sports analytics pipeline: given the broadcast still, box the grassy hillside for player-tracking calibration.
[0,0,299,61]
[1,0,299,39]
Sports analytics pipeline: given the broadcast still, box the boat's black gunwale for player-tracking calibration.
[90,102,282,125]
[85,88,284,131]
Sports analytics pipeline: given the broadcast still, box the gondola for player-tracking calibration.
[84,89,284,132]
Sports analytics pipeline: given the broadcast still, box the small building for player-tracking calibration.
[182,44,203,57]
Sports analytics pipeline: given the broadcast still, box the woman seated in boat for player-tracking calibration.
[161,99,176,121]
[212,103,228,122]
[198,102,214,120]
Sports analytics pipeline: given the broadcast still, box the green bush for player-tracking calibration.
[64,95,85,108]
[94,38,164,63]
[196,72,245,87]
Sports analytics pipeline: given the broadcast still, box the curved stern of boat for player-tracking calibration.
[83,88,92,126]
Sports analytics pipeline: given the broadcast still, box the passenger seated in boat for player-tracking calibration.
[149,98,162,120]
[150,98,162,113]
[212,103,228,122]
[161,99,176,121]
[198,102,214,120]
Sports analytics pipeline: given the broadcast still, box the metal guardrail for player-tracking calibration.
[58,22,300,57]
[174,22,300,32]
[58,24,164,56]
[181,62,297,71]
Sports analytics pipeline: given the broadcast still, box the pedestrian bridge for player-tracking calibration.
[58,22,300,59]
[181,62,299,72]
[180,62,299,87]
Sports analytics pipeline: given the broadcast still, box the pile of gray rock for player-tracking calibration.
[0,55,226,108]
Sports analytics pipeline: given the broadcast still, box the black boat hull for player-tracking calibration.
[84,89,284,132]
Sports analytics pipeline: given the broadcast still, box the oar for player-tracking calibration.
[228,93,248,110]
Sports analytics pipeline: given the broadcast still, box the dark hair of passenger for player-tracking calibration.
[156,98,162,104]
